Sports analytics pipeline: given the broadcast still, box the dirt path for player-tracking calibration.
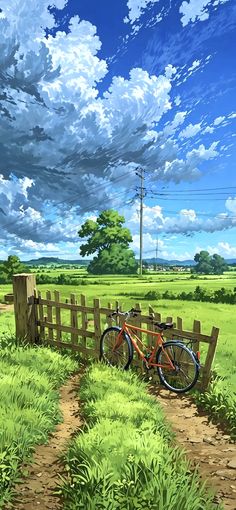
[149,384,236,510]
[5,372,82,510]
[4,370,236,510]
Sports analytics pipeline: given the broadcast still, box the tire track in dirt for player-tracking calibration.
[149,384,236,510]
[4,372,82,510]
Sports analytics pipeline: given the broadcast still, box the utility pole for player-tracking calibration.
[135,167,145,277]
[155,235,158,271]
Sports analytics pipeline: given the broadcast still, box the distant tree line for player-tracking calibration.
[145,285,236,305]
[0,256,28,283]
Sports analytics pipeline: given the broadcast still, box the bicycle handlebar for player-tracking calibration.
[108,307,141,318]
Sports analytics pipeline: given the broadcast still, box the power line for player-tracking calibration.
[149,191,236,196]
[148,195,232,201]
[0,171,135,236]
[142,203,236,220]
[149,185,236,193]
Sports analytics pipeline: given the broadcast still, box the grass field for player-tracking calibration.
[1,269,235,384]
[0,268,235,435]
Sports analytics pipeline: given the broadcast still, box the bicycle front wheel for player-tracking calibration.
[156,341,199,393]
[100,326,133,370]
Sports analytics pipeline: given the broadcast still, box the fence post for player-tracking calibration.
[13,273,37,344]
[94,298,101,357]
[200,326,219,390]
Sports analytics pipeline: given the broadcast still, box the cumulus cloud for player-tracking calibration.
[197,242,236,258]
[179,0,230,27]
[163,210,236,234]
[0,0,228,257]
[163,111,187,136]
[179,122,202,139]
[124,200,236,237]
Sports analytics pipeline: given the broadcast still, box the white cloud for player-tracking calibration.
[225,197,236,213]
[213,116,225,126]
[179,0,230,27]
[197,242,236,258]
[131,232,165,256]
[0,0,228,256]
[188,59,201,71]
[125,0,160,24]
[161,142,219,183]
[217,242,236,257]
[123,201,236,238]
[179,122,202,139]
[163,111,187,136]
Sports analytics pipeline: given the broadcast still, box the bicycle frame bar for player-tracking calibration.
[114,322,175,370]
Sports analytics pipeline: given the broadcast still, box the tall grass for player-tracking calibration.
[57,363,221,510]
[0,343,77,508]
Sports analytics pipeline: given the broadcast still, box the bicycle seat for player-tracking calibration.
[155,322,174,330]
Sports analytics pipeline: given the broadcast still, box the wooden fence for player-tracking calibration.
[12,274,219,390]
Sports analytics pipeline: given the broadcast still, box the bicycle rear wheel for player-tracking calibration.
[156,341,199,393]
[100,326,133,370]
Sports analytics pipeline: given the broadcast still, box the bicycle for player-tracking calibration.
[100,308,200,393]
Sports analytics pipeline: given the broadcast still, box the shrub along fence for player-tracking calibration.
[12,274,219,390]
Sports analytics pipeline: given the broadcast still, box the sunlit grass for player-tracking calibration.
[57,363,221,510]
[0,344,77,508]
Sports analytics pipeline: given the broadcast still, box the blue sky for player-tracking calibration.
[0,0,235,261]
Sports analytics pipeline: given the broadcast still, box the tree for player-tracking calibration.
[211,253,228,275]
[0,255,28,281]
[193,251,228,275]
[78,209,138,274]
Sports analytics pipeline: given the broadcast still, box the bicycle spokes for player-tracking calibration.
[100,328,131,369]
[157,342,199,393]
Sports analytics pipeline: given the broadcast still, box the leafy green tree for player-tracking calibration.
[211,253,228,275]
[0,255,28,281]
[194,251,212,274]
[193,250,228,275]
[78,210,138,274]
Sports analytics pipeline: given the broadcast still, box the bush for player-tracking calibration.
[144,291,161,300]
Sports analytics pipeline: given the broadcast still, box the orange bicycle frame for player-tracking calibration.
[113,322,176,370]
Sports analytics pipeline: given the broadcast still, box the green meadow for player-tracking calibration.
[0,267,235,436]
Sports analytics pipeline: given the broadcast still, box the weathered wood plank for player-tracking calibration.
[13,273,37,343]
[54,291,61,341]
[37,290,45,341]
[38,298,94,313]
[200,326,219,390]
[70,294,78,344]
[94,298,101,349]
[41,338,98,357]
[107,302,113,328]
[193,319,201,353]
[147,306,155,350]
[46,291,53,340]
[34,289,40,344]
[38,321,95,338]
[81,294,87,348]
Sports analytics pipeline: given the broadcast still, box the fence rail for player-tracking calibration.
[12,274,219,390]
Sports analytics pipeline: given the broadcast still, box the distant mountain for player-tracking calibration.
[143,257,236,266]
[23,257,89,266]
[143,257,196,266]
[17,256,236,266]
